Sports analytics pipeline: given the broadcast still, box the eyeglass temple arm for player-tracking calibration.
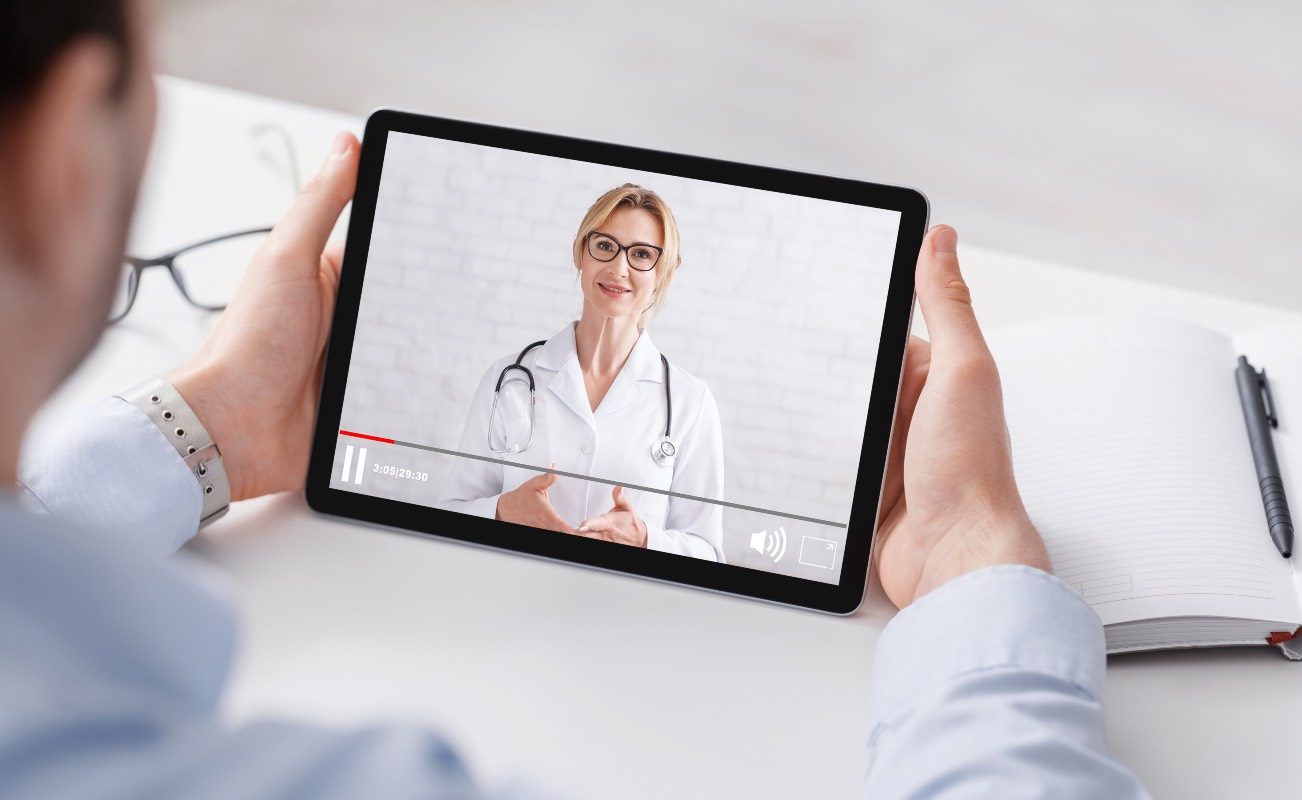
[166,226,275,256]
[128,226,275,262]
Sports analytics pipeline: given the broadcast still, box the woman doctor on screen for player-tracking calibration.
[438,184,725,562]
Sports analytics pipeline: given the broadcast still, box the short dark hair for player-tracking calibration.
[0,2,130,118]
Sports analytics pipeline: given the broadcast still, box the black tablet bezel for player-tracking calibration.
[306,109,926,614]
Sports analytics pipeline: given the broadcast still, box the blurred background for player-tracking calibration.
[155,0,1302,308]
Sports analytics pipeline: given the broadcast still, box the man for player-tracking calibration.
[0,2,1150,797]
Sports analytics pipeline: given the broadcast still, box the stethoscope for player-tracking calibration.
[489,339,676,468]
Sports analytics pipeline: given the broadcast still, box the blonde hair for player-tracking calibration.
[572,183,681,324]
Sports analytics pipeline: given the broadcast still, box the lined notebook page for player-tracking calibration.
[1234,324,1302,614]
[987,317,1300,628]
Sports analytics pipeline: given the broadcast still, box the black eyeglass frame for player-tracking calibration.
[111,226,273,324]
[585,230,664,272]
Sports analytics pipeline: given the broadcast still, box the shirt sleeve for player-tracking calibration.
[644,386,724,561]
[863,565,1151,800]
[1,477,557,800]
[0,715,554,800]
[17,395,202,556]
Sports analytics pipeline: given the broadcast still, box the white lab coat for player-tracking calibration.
[438,323,725,561]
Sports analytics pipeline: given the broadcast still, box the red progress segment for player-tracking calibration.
[339,429,396,444]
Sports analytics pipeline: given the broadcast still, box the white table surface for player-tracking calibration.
[38,75,1302,800]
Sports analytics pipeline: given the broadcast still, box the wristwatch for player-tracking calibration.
[117,377,231,526]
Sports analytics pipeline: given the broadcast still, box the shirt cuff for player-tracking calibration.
[18,395,203,555]
[867,565,1106,728]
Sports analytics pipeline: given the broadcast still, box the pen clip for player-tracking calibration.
[1259,368,1279,428]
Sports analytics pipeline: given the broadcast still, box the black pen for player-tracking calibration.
[1235,355,1294,558]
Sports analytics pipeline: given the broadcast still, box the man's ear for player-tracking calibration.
[1,37,122,285]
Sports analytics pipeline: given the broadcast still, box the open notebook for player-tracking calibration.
[986,317,1302,659]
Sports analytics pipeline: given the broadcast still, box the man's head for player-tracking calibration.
[0,0,155,423]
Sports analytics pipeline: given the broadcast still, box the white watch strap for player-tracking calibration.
[117,377,230,526]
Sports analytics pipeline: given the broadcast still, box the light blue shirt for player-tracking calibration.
[1,396,1150,798]
[865,566,1150,798]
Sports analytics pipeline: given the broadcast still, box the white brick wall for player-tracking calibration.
[337,132,900,574]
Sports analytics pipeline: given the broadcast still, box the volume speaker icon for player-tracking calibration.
[748,526,788,563]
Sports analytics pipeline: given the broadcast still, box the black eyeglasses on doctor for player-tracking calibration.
[586,231,663,272]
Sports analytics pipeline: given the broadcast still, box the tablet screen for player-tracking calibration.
[320,121,913,595]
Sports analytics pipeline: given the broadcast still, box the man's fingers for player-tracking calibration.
[900,335,930,412]
[883,335,931,507]
[320,238,346,285]
[915,225,988,361]
[267,131,360,268]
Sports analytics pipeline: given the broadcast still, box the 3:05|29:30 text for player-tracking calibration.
[372,463,429,481]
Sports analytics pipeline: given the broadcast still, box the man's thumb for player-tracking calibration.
[915,226,986,358]
[268,131,360,263]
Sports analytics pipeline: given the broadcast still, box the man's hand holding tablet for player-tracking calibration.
[159,113,1049,615]
[875,226,1050,609]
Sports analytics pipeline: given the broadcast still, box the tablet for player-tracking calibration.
[306,109,926,613]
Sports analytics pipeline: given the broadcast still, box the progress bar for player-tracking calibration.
[338,429,849,529]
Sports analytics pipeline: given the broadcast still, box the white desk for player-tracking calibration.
[42,76,1302,800]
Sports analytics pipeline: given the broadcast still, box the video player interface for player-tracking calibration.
[331,132,902,584]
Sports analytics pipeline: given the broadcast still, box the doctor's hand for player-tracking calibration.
[576,486,648,547]
[170,132,360,502]
[496,468,573,533]
[875,225,1050,610]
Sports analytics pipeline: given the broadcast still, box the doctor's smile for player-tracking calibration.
[439,183,725,561]
[596,281,631,298]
